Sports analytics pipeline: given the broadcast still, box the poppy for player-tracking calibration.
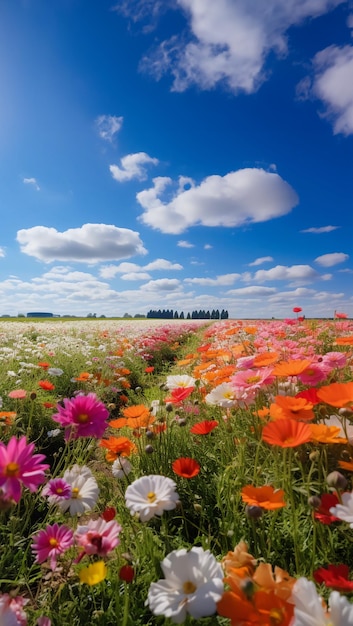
[241,485,286,510]
[272,360,312,377]
[313,493,341,525]
[122,405,150,420]
[293,307,302,313]
[262,419,312,448]
[38,380,55,391]
[313,564,353,592]
[190,420,219,435]
[270,396,315,422]
[38,362,50,369]
[172,457,200,478]
[317,382,353,408]
[310,424,347,444]
[99,436,137,461]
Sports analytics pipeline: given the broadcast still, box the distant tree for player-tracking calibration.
[180,311,184,319]
[187,312,191,319]
[174,311,179,319]
[17,313,25,317]
[123,313,132,318]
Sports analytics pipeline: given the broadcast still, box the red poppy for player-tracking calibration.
[38,362,50,369]
[172,457,200,478]
[119,564,135,583]
[314,564,353,591]
[293,307,302,313]
[295,388,321,405]
[190,420,219,435]
[165,387,194,404]
[314,493,341,525]
[145,366,155,373]
[38,380,55,391]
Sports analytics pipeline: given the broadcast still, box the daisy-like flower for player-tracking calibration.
[112,457,132,479]
[241,485,286,510]
[291,577,353,625]
[79,561,107,586]
[125,475,179,522]
[32,523,74,570]
[42,478,72,504]
[51,393,109,440]
[75,517,121,556]
[57,465,99,516]
[329,491,353,526]
[205,382,236,408]
[147,547,224,623]
[0,436,49,503]
[165,375,196,390]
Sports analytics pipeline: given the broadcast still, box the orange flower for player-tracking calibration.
[217,583,294,626]
[310,424,347,444]
[99,436,137,461]
[222,541,256,579]
[338,459,353,471]
[317,382,353,408]
[335,336,353,346]
[272,359,312,377]
[270,396,315,421]
[75,371,92,382]
[0,411,16,425]
[172,457,200,478]
[252,563,295,600]
[38,380,55,391]
[241,485,286,510]
[262,419,312,447]
[122,405,150,420]
[254,407,270,420]
[253,352,279,367]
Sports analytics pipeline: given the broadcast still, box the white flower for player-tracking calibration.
[47,367,64,376]
[329,491,353,526]
[125,475,179,522]
[291,577,353,625]
[112,457,132,479]
[58,465,99,516]
[147,547,224,623]
[205,382,236,408]
[165,375,196,390]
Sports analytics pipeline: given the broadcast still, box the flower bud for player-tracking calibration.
[145,430,155,439]
[308,495,321,509]
[245,505,263,519]
[166,403,174,412]
[119,565,134,583]
[144,444,154,454]
[326,471,348,490]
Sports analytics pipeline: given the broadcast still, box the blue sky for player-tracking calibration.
[0,0,352,318]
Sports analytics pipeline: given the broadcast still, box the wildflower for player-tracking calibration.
[32,523,74,570]
[291,577,353,625]
[329,491,353,526]
[190,420,219,435]
[0,436,49,503]
[165,374,196,390]
[262,419,312,448]
[38,380,55,391]
[79,561,107,586]
[241,485,286,510]
[101,506,116,521]
[317,382,353,409]
[270,396,315,422]
[125,474,179,522]
[205,382,236,408]
[0,593,27,626]
[314,564,353,592]
[164,387,194,404]
[42,478,72,504]
[314,493,341,525]
[147,547,224,623]
[37,618,51,626]
[75,517,121,556]
[112,457,132,479]
[119,564,134,583]
[110,404,153,429]
[57,465,99,516]
[297,364,329,386]
[100,436,136,462]
[310,424,347,444]
[8,389,27,399]
[172,458,201,478]
[52,393,109,440]
[47,368,64,377]
[272,360,312,377]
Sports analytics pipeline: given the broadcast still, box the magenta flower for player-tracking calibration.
[32,523,74,570]
[51,393,109,440]
[75,517,122,556]
[0,436,49,503]
[42,478,72,504]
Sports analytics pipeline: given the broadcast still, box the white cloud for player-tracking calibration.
[142,278,181,291]
[99,258,183,279]
[110,152,159,182]
[137,168,298,234]
[144,259,183,270]
[95,115,123,141]
[23,177,40,191]
[177,240,195,248]
[136,0,344,93]
[121,272,152,280]
[301,225,340,233]
[298,45,353,135]
[252,264,319,282]
[0,247,5,258]
[16,224,147,263]
[185,273,240,286]
[248,256,274,266]
[226,286,277,296]
[204,244,212,250]
[314,252,349,267]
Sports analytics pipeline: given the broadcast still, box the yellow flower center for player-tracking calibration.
[49,538,58,547]
[77,413,89,423]
[269,608,284,625]
[246,376,260,384]
[183,581,196,594]
[56,487,63,494]
[71,487,80,499]
[147,491,157,503]
[5,462,20,477]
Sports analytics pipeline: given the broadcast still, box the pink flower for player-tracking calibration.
[75,517,122,557]
[42,478,72,504]
[0,436,49,503]
[0,593,27,625]
[32,523,74,570]
[37,618,51,626]
[297,363,329,386]
[51,393,109,440]
[8,389,27,399]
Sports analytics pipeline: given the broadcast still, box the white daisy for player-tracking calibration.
[165,375,196,390]
[329,491,353,526]
[125,475,179,522]
[58,465,99,516]
[147,547,224,623]
[291,577,353,625]
[205,382,236,408]
[112,457,132,479]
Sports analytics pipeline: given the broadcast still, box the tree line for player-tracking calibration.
[146,309,229,319]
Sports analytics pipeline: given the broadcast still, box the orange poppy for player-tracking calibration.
[38,380,55,391]
[272,360,312,377]
[310,424,347,444]
[75,371,92,382]
[172,457,200,478]
[217,582,294,626]
[99,436,137,461]
[253,352,279,367]
[190,420,219,435]
[335,336,353,346]
[270,396,315,422]
[262,419,312,447]
[317,382,353,408]
[241,485,286,510]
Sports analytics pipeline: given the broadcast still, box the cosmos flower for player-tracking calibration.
[32,523,74,570]
[0,593,28,626]
[0,436,49,503]
[111,456,132,479]
[75,517,122,556]
[291,577,353,625]
[42,478,72,504]
[313,564,353,592]
[147,547,224,623]
[241,485,286,510]
[190,420,219,435]
[51,393,109,440]
[205,382,236,408]
[57,465,100,516]
[261,419,312,448]
[125,475,179,522]
[165,375,196,390]
[329,491,353,526]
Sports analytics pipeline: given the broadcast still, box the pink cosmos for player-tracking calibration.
[0,436,49,503]
[0,593,27,626]
[8,389,27,399]
[322,351,348,370]
[297,363,330,386]
[32,523,74,570]
[231,367,275,393]
[51,393,109,440]
[42,478,72,504]
[75,517,122,557]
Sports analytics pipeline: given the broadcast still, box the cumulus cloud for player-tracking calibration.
[184,273,240,286]
[23,177,40,191]
[298,45,353,135]
[204,244,213,250]
[252,264,319,282]
[144,259,183,270]
[226,286,277,296]
[314,252,349,267]
[17,224,147,263]
[0,247,5,258]
[110,152,159,182]
[95,115,123,141]
[177,240,195,248]
[121,272,152,280]
[249,256,274,266]
[133,0,344,93]
[301,225,340,233]
[142,278,181,291]
[137,168,298,234]
[99,258,183,279]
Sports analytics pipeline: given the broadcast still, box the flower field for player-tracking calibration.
[0,316,353,625]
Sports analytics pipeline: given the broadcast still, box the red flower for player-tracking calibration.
[293,307,302,313]
[314,564,353,591]
[101,506,116,522]
[295,388,321,405]
[145,366,155,373]
[119,564,135,583]
[314,493,341,525]
[43,402,56,409]
[38,362,50,369]
[38,380,55,391]
[165,387,194,404]
[172,457,200,478]
[190,420,219,435]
